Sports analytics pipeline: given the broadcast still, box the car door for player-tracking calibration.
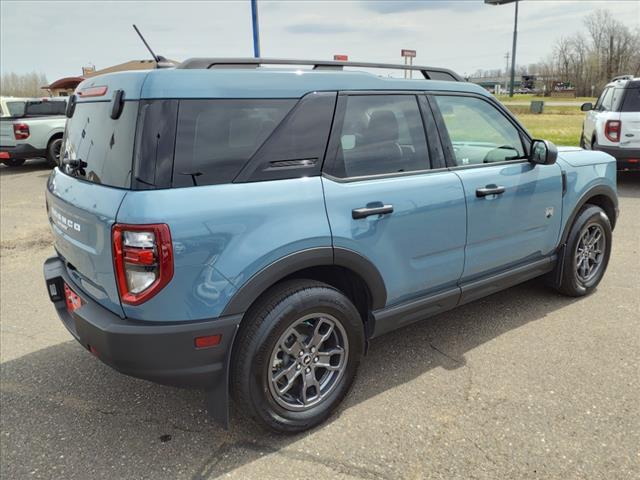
[322,93,466,312]
[429,93,563,284]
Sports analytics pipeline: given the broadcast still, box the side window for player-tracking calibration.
[599,88,614,111]
[172,99,295,187]
[330,95,429,178]
[434,95,526,166]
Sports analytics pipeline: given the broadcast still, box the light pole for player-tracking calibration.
[251,0,260,58]
[485,0,519,97]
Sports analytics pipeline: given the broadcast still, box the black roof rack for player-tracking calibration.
[177,58,464,82]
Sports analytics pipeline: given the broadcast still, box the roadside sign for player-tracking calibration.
[401,49,416,58]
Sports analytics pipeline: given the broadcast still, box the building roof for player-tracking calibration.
[43,76,85,90]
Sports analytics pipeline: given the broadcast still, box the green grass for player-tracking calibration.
[515,113,584,146]
[495,94,596,104]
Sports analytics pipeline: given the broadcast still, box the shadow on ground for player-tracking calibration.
[1,278,581,479]
[0,158,51,177]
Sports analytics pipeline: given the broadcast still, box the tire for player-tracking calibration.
[556,204,612,297]
[231,279,365,433]
[46,137,63,168]
[591,137,597,151]
[2,158,26,167]
[579,130,586,149]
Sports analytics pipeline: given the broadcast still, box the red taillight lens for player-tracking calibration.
[604,120,621,142]
[194,335,222,349]
[77,85,108,98]
[112,223,173,305]
[13,123,30,140]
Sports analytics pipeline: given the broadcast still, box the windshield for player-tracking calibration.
[61,100,138,188]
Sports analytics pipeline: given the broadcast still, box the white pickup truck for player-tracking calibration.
[0,98,67,168]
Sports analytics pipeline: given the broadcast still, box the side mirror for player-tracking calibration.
[580,102,593,112]
[530,139,558,166]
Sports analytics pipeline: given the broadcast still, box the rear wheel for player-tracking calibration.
[555,204,612,297]
[231,279,364,433]
[46,137,63,168]
[2,158,25,168]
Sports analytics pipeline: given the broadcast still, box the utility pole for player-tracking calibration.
[485,0,519,97]
[509,0,519,97]
[504,52,510,92]
[251,0,260,58]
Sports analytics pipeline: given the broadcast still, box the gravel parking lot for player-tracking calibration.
[1,160,638,480]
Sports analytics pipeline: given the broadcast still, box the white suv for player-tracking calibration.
[581,75,640,171]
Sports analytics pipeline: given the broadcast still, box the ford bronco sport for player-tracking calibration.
[43,58,618,433]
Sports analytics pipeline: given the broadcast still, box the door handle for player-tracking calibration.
[476,184,506,198]
[352,204,394,219]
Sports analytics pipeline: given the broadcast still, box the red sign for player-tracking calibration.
[333,54,349,61]
[401,49,416,58]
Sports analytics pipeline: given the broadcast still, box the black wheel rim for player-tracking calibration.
[575,223,605,283]
[268,313,348,411]
[53,140,62,162]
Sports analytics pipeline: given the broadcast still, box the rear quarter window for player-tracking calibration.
[172,99,295,187]
[621,88,640,112]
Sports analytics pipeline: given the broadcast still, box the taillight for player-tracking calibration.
[604,120,621,142]
[13,123,30,140]
[112,224,173,305]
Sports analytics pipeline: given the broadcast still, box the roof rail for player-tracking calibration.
[611,74,634,82]
[177,58,464,82]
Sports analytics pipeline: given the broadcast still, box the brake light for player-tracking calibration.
[77,86,108,98]
[13,123,30,140]
[112,224,173,305]
[604,120,621,142]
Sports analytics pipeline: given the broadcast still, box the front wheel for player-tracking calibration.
[231,279,364,433]
[555,204,612,297]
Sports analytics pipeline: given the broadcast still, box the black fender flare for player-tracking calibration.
[220,247,387,316]
[560,184,618,245]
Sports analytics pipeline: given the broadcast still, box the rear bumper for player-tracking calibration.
[0,143,45,161]
[43,255,241,425]
[595,144,640,170]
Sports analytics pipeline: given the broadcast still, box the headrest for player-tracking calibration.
[366,110,399,143]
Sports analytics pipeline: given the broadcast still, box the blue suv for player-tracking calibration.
[43,59,618,432]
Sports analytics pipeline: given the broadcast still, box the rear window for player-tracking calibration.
[24,100,66,117]
[172,99,295,187]
[621,88,640,112]
[61,100,138,188]
[5,101,26,117]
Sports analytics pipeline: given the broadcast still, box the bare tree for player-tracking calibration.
[0,72,49,97]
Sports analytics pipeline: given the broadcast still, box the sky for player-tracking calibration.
[1,0,638,82]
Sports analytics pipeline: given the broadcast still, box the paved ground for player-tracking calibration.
[1,159,638,480]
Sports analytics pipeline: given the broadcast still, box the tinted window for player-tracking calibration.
[621,87,640,112]
[61,100,138,188]
[24,100,66,116]
[434,95,525,166]
[331,95,429,178]
[172,99,295,187]
[236,92,337,182]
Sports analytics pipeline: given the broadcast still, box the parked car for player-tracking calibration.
[580,75,640,170]
[0,98,67,167]
[43,59,618,433]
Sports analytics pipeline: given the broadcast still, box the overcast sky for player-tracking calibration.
[1,0,638,81]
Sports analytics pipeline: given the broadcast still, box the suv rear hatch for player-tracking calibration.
[46,73,147,316]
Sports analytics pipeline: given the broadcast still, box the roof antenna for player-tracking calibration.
[132,24,171,68]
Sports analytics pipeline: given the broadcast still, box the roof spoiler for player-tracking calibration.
[177,58,464,82]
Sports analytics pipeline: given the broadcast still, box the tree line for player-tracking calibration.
[471,9,639,96]
[0,71,49,97]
